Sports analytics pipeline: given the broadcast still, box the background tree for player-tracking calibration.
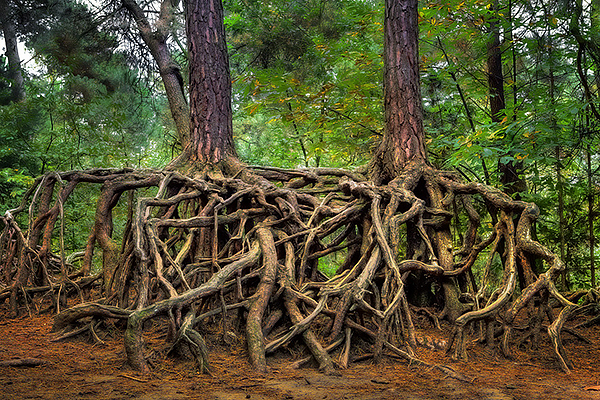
[421,0,600,289]
[121,0,190,148]
[0,0,25,102]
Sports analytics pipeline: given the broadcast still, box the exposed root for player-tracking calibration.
[0,162,585,374]
[0,358,49,367]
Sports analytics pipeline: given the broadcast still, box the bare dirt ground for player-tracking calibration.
[1,308,600,400]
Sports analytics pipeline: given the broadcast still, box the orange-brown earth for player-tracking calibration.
[1,307,599,400]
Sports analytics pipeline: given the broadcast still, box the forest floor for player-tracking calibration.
[1,305,600,400]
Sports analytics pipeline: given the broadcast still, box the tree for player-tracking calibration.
[485,0,526,196]
[0,0,587,377]
[0,0,25,102]
[184,0,236,167]
[122,0,190,147]
[371,0,427,183]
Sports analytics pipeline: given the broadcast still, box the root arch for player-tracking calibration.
[0,162,582,374]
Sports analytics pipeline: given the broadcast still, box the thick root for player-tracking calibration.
[0,163,581,375]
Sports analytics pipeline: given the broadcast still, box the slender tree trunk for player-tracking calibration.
[185,0,236,165]
[487,0,505,123]
[509,0,517,121]
[555,146,568,289]
[587,144,596,288]
[549,41,568,289]
[123,0,190,147]
[487,0,526,197]
[371,0,427,183]
[0,0,25,102]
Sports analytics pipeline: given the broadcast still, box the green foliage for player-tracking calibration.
[21,71,171,173]
[228,0,383,168]
[0,0,175,261]
[0,96,45,208]
[419,0,600,288]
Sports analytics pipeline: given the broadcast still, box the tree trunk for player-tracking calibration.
[555,146,568,289]
[370,0,467,321]
[487,0,526,197]
[549,36,567,289]
[587,144,596,288]
[371,0,427,184]
[487,0,505,123]
[185,0,237,165]
[0,0,26,102]
[122,0,190,147]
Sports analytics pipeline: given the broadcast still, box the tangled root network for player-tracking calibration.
[0,161,586,374]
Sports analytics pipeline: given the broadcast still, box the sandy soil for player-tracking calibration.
[1,310,600,400]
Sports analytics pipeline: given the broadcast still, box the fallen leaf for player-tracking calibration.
[584,386,600,391]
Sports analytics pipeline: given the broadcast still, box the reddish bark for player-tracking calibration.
[185,0,237,164]
[371,0,428,183]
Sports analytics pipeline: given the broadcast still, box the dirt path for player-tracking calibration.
[1,312,599,400]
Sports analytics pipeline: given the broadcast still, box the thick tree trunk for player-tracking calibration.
[371,0,427,184]
[0,0,25,102]
[370,0,467,321]
[185,0,237,165]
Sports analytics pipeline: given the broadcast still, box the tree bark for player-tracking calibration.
[0,0,26,102]
[549,36,567,289]
[555,146,568,289]
[122,0,190,147]
[486,0,505,123]
[371,0,427,183]
[587,145,596,288]
[185,0,237,165]
[487,0,526,197]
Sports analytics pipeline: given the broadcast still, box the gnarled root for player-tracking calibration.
[0,163,577,375]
